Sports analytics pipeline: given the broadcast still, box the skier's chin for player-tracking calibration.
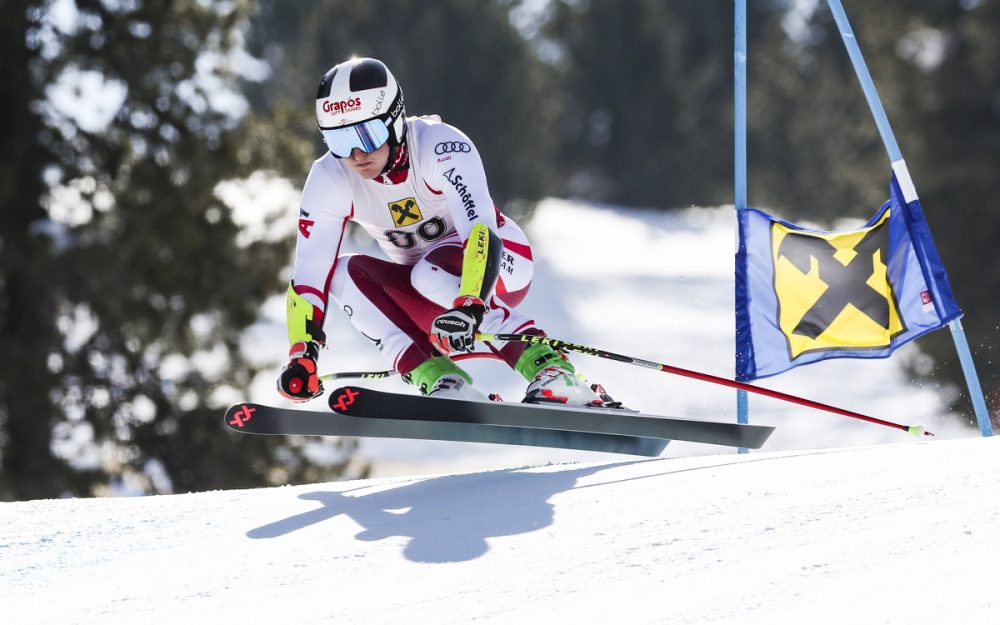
[350,162,382,179]
[345,143,390,179]
[352,155,389,178]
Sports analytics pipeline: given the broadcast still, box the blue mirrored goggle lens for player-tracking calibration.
[321,119,391,158]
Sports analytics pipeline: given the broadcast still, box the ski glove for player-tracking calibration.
[430,297,486,355]
[277,340,324,401]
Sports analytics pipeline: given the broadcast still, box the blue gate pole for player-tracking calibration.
[735,0,750,452]
[826,0,993,436]
[949,319,994,436]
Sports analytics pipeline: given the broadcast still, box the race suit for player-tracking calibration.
[290,115,539,374]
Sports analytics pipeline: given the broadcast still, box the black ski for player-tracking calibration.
[327,386,774,449]
[225,402,668,457]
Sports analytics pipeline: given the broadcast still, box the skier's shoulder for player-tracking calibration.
[408,115,479,159]
[306,151,350,186]
[301,152,352,215]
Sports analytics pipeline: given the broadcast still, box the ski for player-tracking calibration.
[225,402,668,457]
[327,386,775,449]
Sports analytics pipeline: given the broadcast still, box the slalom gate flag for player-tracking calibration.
[735,170,961,382]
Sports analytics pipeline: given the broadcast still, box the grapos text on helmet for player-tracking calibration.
[323,98,362,114]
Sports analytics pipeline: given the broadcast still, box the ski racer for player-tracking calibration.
[277,57,617,407]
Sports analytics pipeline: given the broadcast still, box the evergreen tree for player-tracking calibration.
[0,0,76,497]
[538,0,998,427]
[0,0,358,500]
[890,1,1000,428]
[540,0,736,207]
[245,0,564,215]
[736,1,999,427]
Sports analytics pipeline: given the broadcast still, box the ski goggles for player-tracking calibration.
[321,118,390,158]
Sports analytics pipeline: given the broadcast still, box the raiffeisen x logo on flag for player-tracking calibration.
[735,171,962,381]
[772,208,904,358]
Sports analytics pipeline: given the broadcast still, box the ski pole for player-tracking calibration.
[320,369,397,383]
[479,332,933,437]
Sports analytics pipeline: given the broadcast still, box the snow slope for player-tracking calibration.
[3,199,993,623]
[241,199,975,476]
[3,437,998,624]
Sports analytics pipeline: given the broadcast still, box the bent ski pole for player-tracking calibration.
[479,332,933,437]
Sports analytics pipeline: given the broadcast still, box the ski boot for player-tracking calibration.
[515,342,624,408]
[523,365,624,407]
[406,356,487,402]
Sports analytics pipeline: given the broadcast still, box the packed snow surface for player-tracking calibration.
[3,437,998,624]
[3,199,992,624]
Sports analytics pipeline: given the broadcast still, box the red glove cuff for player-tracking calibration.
[452,296,485,309]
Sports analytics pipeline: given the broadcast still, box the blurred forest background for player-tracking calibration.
[1,0,998,500]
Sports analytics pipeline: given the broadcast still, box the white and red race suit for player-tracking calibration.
[290,115,541,374]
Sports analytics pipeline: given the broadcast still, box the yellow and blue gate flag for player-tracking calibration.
[735,173,961,382]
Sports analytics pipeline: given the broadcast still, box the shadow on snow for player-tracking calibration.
[246,460,653,563]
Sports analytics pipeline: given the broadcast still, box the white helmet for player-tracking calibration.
[315,57,406,158]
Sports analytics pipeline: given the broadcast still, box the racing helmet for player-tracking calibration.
[315,57,406,158]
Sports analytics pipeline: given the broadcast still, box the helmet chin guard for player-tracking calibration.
[315,58,406,153]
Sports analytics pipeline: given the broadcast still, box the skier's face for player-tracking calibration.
[344,143,391,179]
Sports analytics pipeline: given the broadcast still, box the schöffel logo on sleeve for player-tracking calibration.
[442,167,479,221]
[434,142,471,155]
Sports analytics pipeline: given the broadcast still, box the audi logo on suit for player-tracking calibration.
[434,141,471,155]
